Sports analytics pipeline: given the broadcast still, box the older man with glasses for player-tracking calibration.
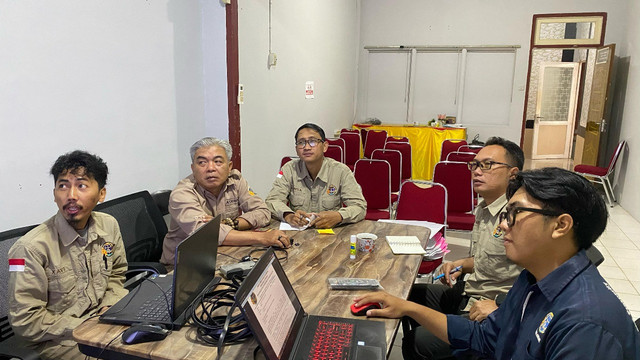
[266,123,366,229]
[402,136,525,360]
[355,167,640,360]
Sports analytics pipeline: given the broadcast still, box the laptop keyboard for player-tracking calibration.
[135,289,172,322]
[308,320,354,360]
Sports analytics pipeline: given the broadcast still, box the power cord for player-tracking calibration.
[190,276,252,359]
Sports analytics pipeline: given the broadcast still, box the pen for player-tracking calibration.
[433,265,462,281]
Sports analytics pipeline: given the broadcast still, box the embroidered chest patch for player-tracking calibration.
[102,242,115,257]
[327,185,338,196]
[535,312,554,342]
[492,224,504,238]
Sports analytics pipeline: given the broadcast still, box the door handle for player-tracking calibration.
[600,119,607,133]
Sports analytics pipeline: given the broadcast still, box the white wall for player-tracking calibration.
[616,0,640,220]
[0,0,228,231]
[357,0,630,145]
[238,0,360,196]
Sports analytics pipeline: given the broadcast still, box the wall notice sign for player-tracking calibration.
[305,81,314,99]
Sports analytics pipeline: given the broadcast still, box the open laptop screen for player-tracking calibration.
[172,215,220,319]
[237,248,305,359]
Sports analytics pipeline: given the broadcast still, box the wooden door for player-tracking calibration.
[581,44,615,166]
[532,62,581,159]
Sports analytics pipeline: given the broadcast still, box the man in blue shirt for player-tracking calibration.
[355,167,640,359]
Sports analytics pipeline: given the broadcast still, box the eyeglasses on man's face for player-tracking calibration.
[295,138,324,148]
[499,206,563,228]
[467,160,513,171]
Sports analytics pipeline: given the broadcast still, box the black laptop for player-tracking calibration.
[100,215,222,328]
[236,247,387,360]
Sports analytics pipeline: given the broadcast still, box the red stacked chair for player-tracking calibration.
[433,161,475,231]
[574,140,626,207]
[325,145,344,163]
[385,142,412,181]
[339,132,361,171]
[325,138,346,163]
[354,159,391,220]
[440,139,467,161]
[396,180,448,273]
[386,136,409,144]
[458,144,483,154]
[371,149,402,203]
[363,130,387,158]
[446,151,476,162]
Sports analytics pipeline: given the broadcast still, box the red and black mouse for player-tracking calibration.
[350,302,381,316]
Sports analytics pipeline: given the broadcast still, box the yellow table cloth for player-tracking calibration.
[354,124,466,180]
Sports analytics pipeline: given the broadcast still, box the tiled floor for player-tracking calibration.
[388,158,640,359]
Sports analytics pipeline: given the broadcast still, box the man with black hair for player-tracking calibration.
[355,167,640,359]
[266,123,366,229]
[404,136,524,359]
[8,150,128,360]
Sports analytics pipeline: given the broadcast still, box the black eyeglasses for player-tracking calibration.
[467,160,513,171]
[295,138,324,148]
[499,207,563,228]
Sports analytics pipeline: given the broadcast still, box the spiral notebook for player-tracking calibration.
[385,236,427,255]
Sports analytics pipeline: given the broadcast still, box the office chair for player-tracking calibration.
[0,225,41,360]
[95,191,168,276]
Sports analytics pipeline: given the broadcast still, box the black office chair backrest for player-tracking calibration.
[95,191,167,264]
[0,224,37,342]
[151,190,171,216]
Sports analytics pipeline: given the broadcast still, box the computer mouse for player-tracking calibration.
[122,324,169,345]
[350,302,381,316]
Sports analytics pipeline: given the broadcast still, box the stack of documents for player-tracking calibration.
[424,232,449,260]
[379,220,449,260]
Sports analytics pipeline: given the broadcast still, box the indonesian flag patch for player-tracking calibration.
[276,170,283,179]
[9,258,25,272]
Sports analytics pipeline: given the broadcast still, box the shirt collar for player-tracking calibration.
[55,211,106,246]
[297,157,329,183]
[524,250,591,302]
[479,193,508,216]
[192,170,240,199]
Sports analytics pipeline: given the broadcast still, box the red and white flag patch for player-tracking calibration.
[276,170,283,179]
[9,258,25,272]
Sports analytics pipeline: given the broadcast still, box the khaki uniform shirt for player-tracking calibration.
[463,194,522,311]
[161,169,270,264]
[265,157,366,224]
[8,212,128,353]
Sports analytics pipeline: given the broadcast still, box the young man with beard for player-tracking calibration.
[8,150,128,359]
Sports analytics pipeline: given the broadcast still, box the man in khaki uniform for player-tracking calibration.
[161,137,289,265]
[8,150,128,360]
[266,123,366,229]
[403,137,524,360]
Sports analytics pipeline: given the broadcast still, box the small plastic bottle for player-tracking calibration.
[350,235,357,260]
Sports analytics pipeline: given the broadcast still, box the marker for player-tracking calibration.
[433,265,462,281]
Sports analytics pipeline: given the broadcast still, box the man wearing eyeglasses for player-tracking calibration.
[266,123,366,229]
[354,167,640,359]
[403,137,524,360]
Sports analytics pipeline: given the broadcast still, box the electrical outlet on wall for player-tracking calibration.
[268,52,277,68]
[237,84,244,105]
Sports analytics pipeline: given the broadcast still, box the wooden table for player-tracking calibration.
[353,124,466,180]
[74,220,429,359]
